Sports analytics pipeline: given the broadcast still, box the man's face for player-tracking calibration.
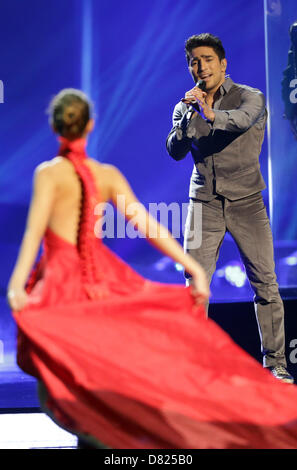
[188,46,227,93]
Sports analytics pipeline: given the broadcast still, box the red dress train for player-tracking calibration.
[13,138,297,449]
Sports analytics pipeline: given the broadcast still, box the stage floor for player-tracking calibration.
[0,412,77,449]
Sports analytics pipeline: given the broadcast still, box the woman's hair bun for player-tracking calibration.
[63,106,80,125]
[48,89,93,139]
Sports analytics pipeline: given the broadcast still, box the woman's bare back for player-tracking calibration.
[46,156,113,245]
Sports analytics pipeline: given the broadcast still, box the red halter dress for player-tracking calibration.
[13,138,297,449]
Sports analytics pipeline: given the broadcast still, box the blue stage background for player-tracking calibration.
[0,0,268,297]
[1,0,297,407]
[264,0,297,288]
[265,0,297,242]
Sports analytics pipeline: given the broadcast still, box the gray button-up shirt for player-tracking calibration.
[166,77,267,201]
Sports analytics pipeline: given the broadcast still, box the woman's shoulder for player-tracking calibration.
[86,159,124,181]
[32,157,73,184]
[35,156,69,172]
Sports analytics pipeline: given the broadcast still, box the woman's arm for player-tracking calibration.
[7,163,56,310]
[109,166,210,303]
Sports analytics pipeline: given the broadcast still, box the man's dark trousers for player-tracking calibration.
[184,191,286,369]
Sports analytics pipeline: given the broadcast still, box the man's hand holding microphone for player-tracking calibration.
[181,80,215,122]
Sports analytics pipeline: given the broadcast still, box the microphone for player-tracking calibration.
[196,79,206,92]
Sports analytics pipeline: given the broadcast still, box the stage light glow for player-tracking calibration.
[174,262,183,272]
[225,264,247,288]
[154,256,172,271]
[284,253,297,266]
[153,258,184,273]
[216,269,225,278]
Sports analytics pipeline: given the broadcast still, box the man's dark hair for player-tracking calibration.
[185,33,226,63]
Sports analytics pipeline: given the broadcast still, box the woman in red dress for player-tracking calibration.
[7,89,297,449]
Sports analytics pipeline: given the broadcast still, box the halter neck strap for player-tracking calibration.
[57,137,101,297]
[58,136,88,160]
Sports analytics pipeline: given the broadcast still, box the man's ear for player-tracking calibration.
[188,65,196,82]
[221,58,227,72]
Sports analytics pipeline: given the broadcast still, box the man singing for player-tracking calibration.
[166,33,294,384]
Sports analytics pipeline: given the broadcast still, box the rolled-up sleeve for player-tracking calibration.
[212,88,266,133]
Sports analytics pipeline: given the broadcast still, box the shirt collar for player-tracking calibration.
[219,76,234,95]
